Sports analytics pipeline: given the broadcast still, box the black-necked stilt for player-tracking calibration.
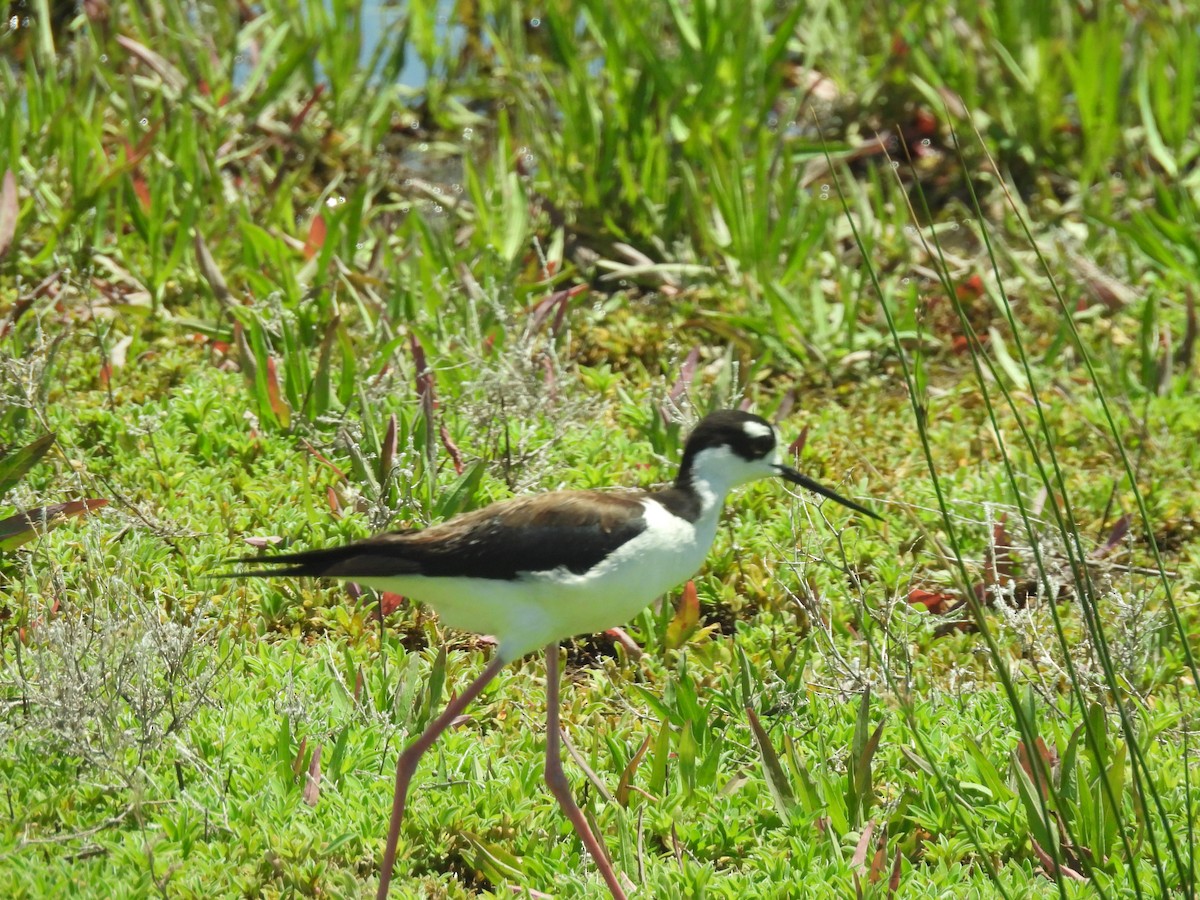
[235,409,879,899]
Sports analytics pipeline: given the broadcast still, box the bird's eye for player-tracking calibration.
[753,435,775,456]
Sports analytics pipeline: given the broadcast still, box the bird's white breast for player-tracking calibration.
[527,498,719,626]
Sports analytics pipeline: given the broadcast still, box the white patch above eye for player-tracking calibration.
[742,420,774,440]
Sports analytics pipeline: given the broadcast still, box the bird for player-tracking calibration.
[233,409,879,899]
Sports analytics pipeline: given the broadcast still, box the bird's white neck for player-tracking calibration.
[677,445,765,526]
[685,445,768,500]
[685,471,730,522]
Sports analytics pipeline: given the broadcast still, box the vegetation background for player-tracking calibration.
[1,1,1197,897]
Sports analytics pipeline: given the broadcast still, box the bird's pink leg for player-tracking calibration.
[377,653,506,900]
[543,642,629,900]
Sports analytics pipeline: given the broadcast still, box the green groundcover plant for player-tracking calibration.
[1,1,1197,897]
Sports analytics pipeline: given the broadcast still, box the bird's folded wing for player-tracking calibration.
[235,490,651,582]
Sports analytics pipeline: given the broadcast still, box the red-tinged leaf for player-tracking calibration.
[788,424,810,458]
[131,173,151,211]
[972,578,990,606]
[292,736,308,777]
[665,580,701,650]
[991,515,1015,581]
[303,214,326,261]
[527,284,585,336]
[869,838,888,884]
[1,296,30,338]
[952,332,989,354]
[1071,253,1137,311]
[1180,288,1196,369]
[1034,735,1057,769]
[289,85,325,132]
[0,169,18,260]
[0,433,56,496]
[888,845,902,891]
[410,333,436,415]
[125,126,162,166]
[668,347,700,409]
[233,321,258,383]
[851,820,875,870]
[911,106,936,136]
[115,34,187,91]
[98,362,112,387]
[615,734,653,807]
[1092,514,1131,560]
[409,332,428,392]
[326,486,342,516]
[264,356,291,428]
[0,499,109,550]
[605,626,644,660]
[379,592,405,617]
[555,285,586,332]
[907,588,952,613]
[380,414,398,482]
[1016,739,1054,801]
[439,424,464,475]
[1031,838,1087,881]
[302,743,322,807]
[243,535,282,549]
[774,390,795,423]
[528,289,565,334]
[300,439,349,482]
[955,274,984,300]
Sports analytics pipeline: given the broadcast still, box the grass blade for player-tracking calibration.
[746,706,796,822]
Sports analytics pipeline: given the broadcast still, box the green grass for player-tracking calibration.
[2,0,1199,897]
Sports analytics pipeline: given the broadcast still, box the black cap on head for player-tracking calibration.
[681,410,778,468]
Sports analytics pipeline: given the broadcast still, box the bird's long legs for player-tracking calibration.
[544,642,629,900]
[377,653,506,900]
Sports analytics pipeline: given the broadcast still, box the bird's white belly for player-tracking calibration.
[356,501,720,661]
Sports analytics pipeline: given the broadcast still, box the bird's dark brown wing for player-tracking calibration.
[234,490,650,582]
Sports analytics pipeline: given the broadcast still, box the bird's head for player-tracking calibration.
[678,409,880,519]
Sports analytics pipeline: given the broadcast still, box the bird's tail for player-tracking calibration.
[217,545,363,579]
[218,537,422,580]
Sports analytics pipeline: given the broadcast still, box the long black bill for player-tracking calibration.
[775,465,882,520]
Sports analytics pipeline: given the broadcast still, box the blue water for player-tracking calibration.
[227,1,461,89]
